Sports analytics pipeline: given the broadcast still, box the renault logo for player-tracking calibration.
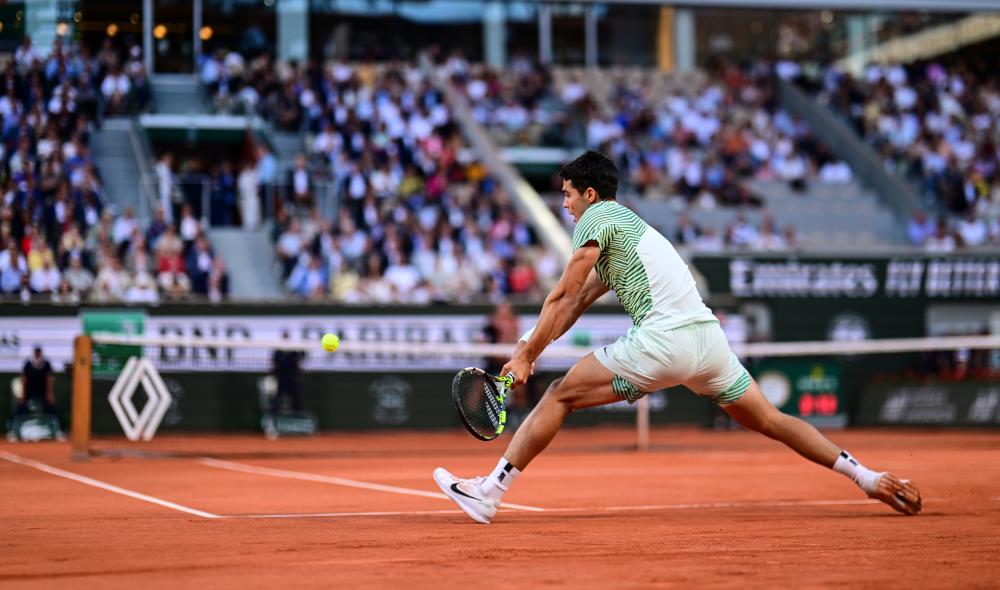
[107,357,173,441]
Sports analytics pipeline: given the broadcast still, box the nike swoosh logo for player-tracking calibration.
[450,483,483,501]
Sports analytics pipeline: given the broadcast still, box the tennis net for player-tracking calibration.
[69,332,1000,459]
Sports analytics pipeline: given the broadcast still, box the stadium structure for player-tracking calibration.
[1,0,998,587]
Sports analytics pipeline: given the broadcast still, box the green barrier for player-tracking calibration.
[87,371,715,434]
[856,381,1000,426]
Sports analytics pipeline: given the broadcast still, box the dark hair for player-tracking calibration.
[559,151,618,200]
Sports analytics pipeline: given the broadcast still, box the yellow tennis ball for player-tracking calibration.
[321,333,340,352]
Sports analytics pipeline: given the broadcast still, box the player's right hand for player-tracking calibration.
[501,357,533,388]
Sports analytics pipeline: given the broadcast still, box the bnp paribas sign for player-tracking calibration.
[694,255,1000,299]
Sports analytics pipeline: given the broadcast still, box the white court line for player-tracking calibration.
[198,457,545,512]
[224,497,953,520]
[232,509,464,519]
[0,450,220,519]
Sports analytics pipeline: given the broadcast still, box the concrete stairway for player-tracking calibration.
[631,179,901,250]
[90,118,145,215]
[207,226,284,299]
[152,74,206,114]
[268,130,304,171]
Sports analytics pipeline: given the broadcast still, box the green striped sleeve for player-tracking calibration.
[572,206,617,251]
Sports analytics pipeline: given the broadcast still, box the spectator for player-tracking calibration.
[238,160,261,230]
[51,277,80,304]
[276,219,304,279]
[112,207,139,246]
[287,153,313,209]
[100,64,131,115]
[16,345,58,421]
[146,206,169,246]
[92,256,130,301]
[695,227,725,252]
[207,258,229,302]
[0,243,27,294]
[210,161,237,226]
[125,272,159,304]
[907,210,935,246]
[287,253,327,299]
[186,237,215,294]
[956,211,989,247]
[178,204,201,249]
[63,253,94,296]
[29,258,61,294]
[751,216,787,251]
[155,153,176,224]
[256,143,278,187]
[925,218,957,253]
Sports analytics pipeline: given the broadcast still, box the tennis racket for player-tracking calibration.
[451,367,515,441]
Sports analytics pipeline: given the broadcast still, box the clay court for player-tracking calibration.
[2,427,998,589]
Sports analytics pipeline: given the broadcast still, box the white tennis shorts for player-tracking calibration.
[593,320,751,405]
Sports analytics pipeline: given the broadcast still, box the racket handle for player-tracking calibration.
[497,372,515,388]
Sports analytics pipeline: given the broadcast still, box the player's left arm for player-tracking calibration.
[502,243,600,385]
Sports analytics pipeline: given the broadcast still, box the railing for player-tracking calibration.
[420,53,573,266]
[139,175,339,229]
[128,117,159,223]
[778,78,920,225]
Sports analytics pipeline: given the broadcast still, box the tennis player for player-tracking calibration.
[434,151,922,523]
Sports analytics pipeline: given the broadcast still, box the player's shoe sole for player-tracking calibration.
[433,467,500,524]
[868,473,922,515]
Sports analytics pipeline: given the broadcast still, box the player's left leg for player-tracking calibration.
[433,354,620,523]
[720,378,922,515]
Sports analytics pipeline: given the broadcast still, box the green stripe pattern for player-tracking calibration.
[710,370,751,405]
[571,201,653,326]
[612,375,644,403]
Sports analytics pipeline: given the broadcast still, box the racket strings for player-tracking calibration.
[453,370,505,440]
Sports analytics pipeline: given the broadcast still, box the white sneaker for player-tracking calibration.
[433,467,500,524]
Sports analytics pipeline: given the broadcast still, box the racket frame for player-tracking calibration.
[452,367,515,441]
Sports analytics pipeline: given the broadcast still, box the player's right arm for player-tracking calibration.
[503,244,601,385]
[508,269,607,373]
[551,268,608,341]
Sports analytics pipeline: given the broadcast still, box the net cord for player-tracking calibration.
[89,332,1000,359]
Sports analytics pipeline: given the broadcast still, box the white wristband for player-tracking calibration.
[519,326,535,343]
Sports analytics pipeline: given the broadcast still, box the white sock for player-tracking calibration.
[832,450,882,493]
[479,458,520,500]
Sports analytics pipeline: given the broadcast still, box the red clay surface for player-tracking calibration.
[2,428,999,589]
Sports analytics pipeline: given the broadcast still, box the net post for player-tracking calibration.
[636,395,650,452]
[71,335,93,461]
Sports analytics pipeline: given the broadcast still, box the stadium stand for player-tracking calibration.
[0,36,227,303]
[201,52,559,302]
[815,59,1000,248]
[448,54,895,251]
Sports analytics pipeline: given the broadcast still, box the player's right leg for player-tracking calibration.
[720,378,922,515]
[434,353,619,523]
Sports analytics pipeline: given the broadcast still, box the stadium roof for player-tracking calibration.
[566,0,1000,11]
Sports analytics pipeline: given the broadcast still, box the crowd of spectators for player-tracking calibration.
[203,52,558,302]
[449,53,855,209]
[0,35,227,303]
[818,60,1000,247]
[671,212,800,253]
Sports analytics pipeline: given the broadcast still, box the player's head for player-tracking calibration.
[559,151,618,222]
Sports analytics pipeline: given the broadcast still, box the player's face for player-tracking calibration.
[562,180,594,223]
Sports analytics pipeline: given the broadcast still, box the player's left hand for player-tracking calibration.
[501,357,534,388]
